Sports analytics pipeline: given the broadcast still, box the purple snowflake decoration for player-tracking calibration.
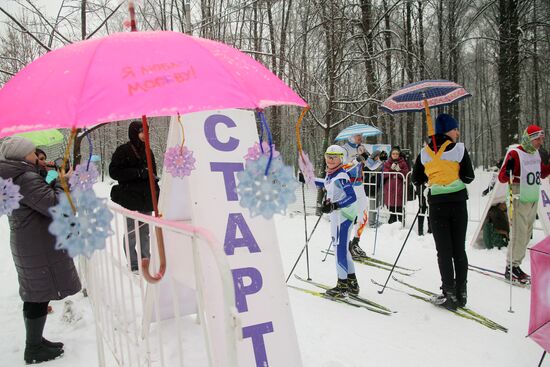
[243,142,280,161]
[0,177,23,216]
[298,151,315,185]
[69,163,99,192]
[164,145,196,178]
[236,156,298,219]
[49,191,113,258]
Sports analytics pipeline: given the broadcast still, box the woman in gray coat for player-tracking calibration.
[0,136,81,364]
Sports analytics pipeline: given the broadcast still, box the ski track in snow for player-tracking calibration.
[0,170,544,366]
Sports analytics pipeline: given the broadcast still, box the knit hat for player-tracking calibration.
[526,125,544,141]
[435,113,459,135]
[0,136,36,160]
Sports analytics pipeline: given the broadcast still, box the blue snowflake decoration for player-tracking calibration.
[0,177,23,216]
[236,156,298,219]
[164,145,196,178]
[69,163,99,192]
[49,190,113,258]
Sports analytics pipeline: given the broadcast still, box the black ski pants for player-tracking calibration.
[429,200,468,292]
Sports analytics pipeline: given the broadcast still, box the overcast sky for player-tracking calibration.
[1,0,64,32]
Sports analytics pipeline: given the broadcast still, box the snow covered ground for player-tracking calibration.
[0,170,545,366]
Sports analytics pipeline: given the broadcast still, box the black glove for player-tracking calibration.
[321,200,339,214]
[506,158,515,176]
[298,172,306,183]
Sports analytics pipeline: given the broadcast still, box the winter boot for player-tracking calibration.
[349,237,366,260]
[325,279,348,299]
[347,274,360,296]
[431,288,458,311]
[24,316,64,364]
[456,282,467,308]
[42,338,63,349]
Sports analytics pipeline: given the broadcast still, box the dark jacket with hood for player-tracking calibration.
[0,159,81,303]
[109,120,159,212]
[411,134,475,204]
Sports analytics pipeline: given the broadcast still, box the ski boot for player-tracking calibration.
[325,279,348,299]
[505,265,530,285]
[431,288,458,311]
[456,282,467,308]
[347,274,360,296]
[349,237,366,260]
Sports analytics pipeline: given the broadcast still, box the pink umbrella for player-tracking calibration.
[0,30,307,283]
[529,235,550,358]
[0,30,307,136]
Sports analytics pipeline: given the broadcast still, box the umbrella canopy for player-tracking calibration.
[334,124,382,141]
[380,79,471,114]
[0,30,307,137]
[16,129,64,146]
[529,235,550,352]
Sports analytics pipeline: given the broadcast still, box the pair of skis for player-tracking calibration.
[468,264,530,289]
[321,250,418,276]
[289,274,394,316]
[371,276,508,332]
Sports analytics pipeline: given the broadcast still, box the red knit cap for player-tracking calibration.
[526,125,544,140]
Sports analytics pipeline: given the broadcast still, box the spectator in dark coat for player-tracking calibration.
[0,136,81,364]
[109,120,159,271]
[383,146,410,223]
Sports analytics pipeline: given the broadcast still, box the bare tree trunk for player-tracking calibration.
[498,0,521,152]
[360,0,379,124]
[437,0,445,78]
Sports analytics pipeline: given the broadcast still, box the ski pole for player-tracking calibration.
[507,172,515,313]
[301,181,311,280]
[377,207,420,294]
[321,240,332,262]
[538,351,546,367]
[286,213,324,283]
[373,173,382,255]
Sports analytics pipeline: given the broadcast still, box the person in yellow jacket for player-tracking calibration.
[411,113,475,310]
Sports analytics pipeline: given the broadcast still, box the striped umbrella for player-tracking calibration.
[335,124,382,141]
[380,79,471,152]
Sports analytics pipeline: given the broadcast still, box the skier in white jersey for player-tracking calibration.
[498,125,550,284]
[313,145,359,298]
[341,134,369,259]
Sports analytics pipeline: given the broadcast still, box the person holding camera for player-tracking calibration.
[109,120,159,272]
[498,125,550,284]
[0,136,81,364]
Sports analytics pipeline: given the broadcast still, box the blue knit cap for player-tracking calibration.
[435,113,458,135]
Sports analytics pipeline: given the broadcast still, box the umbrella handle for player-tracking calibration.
[423,98,437,154]
[295,106,310,156]
[141,115,166,284]
[59,127,77,214]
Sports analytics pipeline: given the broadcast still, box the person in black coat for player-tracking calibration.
[0,136,81,364]
[412,114,475,310]
[109,120,159,271]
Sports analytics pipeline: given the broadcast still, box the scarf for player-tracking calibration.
[326,163,343,176]
[521,130,537,154]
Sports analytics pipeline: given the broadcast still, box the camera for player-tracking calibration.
[53,158,71,172]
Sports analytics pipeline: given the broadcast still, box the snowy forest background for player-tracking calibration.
[0,0,549,175]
